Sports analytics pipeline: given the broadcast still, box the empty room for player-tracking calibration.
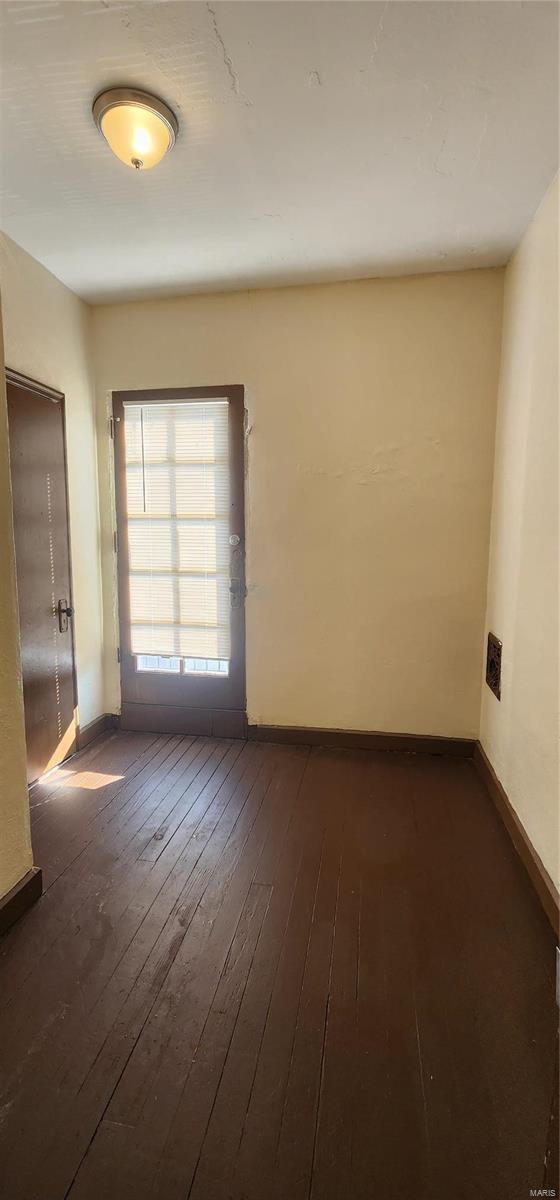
[0,2,558,1197]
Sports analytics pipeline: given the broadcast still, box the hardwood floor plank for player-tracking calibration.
[147,746,310,1200]
[0,737,215,1019]
[0,736,212,1006]
[345,754,432,1200]
[428,760,557,1199]
[69,880,274,1200]
[30,733,167,842]
[0,743,273,1198]
[98,746,284,1131]
[183,748,318,1200]
[404,757,507,1200]
[27,730,135,811]
[0,734,555,1200]
[35,735,185,885]
[190,748,341,1200]
[0,740,254,1090]
[252,750,369,1200]
[284,751,368,1200]
[306,811,362,1200]
[60,744,284,1198]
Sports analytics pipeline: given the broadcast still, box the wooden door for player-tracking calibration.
[7,372,77,783]
[113,385,246,738]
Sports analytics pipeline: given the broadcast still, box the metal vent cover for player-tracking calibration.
[486,632,502,701]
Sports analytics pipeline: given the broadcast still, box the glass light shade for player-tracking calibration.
[93,89,177,171]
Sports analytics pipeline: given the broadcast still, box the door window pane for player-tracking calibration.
[183,657,229,675]
[136,654,181,673]
[123,399,231,660]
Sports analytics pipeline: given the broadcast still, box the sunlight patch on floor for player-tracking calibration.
[68,771,124,791]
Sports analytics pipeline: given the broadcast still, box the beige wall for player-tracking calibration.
[480,176,559,890]
[93,267,503,738]
[0,299,33,898]
[0,235,104,728]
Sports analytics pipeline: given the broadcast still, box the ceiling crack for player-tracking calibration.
[474,111,489,166]
[370,0,389,61]
[206,1,252,106]
[433,133,452,178]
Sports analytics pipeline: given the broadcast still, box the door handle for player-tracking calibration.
[57,599,74,633]
[229,579,246,608]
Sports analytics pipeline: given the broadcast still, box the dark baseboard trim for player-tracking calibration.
[247,724,476,757]
[76,713,119,749]
[0,867,43,937]
[120,702,247,740]
[473,742,559,939]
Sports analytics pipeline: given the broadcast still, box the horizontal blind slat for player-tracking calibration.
[124,399,231,661]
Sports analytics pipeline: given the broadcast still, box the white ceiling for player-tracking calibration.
[0,0,558,303]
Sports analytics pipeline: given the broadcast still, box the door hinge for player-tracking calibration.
[117,645,121,664]
[113,530,118,553]
[109,416,114,439]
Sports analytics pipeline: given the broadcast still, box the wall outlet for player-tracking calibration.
[486,632,502,700]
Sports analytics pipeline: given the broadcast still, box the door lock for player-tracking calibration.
[229,578,246,608]
[57,599,74,633]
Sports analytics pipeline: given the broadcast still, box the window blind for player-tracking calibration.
[123,399,231,660]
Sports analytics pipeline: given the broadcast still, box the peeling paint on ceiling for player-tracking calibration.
[0,0,557,302]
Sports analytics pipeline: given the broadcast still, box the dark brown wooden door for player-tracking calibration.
[113,386,246,738]
[7,374,76,783]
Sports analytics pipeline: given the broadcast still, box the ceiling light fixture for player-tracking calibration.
[92,87,178,171]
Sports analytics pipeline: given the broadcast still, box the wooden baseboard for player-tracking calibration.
[0,867,42,937]
[76,713,119,749]
[473,742,559,939]
[247,723,476,757]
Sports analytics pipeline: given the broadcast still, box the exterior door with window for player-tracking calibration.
[113,385,246,737]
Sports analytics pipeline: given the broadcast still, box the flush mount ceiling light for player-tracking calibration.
[92,87,178,171]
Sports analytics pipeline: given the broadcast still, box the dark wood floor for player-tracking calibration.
[0,731,556,1200]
